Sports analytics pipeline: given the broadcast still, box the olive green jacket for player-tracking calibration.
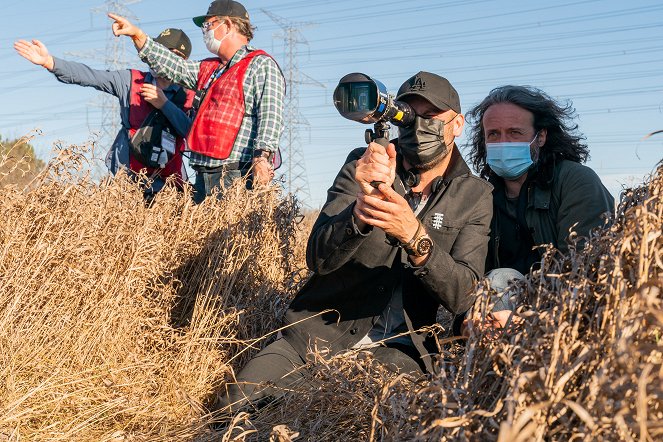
[487,159,614,271]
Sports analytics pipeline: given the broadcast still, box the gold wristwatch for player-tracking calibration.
[402,221,434,257]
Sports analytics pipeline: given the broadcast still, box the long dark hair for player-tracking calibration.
[465,85,589,183]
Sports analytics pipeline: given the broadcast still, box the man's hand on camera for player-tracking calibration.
[139,83,167,109]
[355,142,396,197]
[354,183,418,243]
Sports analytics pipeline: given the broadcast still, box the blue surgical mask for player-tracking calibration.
[486,133,539,180]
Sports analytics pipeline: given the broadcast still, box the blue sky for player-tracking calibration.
[1,0,662,207]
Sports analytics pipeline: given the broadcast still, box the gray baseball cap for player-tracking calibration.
[396,71,461,113]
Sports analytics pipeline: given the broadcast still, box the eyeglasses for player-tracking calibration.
[201,19,222,32]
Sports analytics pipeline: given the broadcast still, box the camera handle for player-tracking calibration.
[365,121,391,188]
[365,121,390,147]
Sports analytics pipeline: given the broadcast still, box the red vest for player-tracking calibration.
[187,50,273,160]
[128,70,194,181]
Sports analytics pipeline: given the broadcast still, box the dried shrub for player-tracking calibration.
[240,161,662,441]
[0,131,46,188]
[2,136,660,441]
[0,140,304,441]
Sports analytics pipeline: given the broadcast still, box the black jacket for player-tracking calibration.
[283,146,493,371]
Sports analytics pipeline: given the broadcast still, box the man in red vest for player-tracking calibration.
[14,29,195,200]
[109,1,286,203]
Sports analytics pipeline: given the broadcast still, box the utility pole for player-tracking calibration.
[261,9,323,207]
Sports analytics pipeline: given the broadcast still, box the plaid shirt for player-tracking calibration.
[139,38,285,168]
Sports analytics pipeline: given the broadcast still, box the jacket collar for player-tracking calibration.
[226,45,255,70]
[489,170,552,211]
[439,144,470,185]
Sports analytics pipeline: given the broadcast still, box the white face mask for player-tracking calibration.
[203,23,231,55]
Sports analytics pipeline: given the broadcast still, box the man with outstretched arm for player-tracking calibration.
[109,0,285,203]
[14,29,194,199]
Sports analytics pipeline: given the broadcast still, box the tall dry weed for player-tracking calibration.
[240,162,662,441]
[1,136,660,441]
[0,140,305,441]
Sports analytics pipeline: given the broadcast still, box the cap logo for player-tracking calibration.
[160,29,171,37]
[181,44,185,50]
[410,75,426,91]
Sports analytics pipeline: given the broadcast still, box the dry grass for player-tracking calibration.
[239,162,663,441]
[1,136,660,441]
[0,132,46,189]
[0,139,307,441]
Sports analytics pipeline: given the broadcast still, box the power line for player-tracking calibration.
[262,8,321,207]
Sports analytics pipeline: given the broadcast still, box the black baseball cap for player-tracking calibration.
[396,71,461,114]
[193,0,250,27]
[154,28,192,59]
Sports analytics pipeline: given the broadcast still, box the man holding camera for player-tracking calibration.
[216,72,493,414]
[109,0,284,203]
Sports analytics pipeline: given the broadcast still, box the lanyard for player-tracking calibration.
[201,62,226,91]
[191,62,227,117]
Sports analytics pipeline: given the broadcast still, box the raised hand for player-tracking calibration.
[14,39,54,70]
[108,13,146,48]
[108,13,139,37]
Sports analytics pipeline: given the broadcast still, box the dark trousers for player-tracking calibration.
[215,337,424,414]
[192,165,244,204]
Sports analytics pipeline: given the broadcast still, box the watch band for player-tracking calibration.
[400,220,434,257]
[401,221,423,254]
[412,233,433,257]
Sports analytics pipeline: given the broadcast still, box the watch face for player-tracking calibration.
[416,236,433,256]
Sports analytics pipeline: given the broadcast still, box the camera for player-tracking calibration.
[333,73,415,146]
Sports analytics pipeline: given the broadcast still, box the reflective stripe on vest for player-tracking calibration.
[187,50,271,160]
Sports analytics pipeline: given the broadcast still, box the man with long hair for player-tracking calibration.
[463,85,614,328]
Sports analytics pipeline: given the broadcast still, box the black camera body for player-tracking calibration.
[333,73,415,147]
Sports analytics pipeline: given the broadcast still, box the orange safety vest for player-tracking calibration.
[187,50,274,160]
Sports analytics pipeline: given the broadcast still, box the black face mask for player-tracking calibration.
[398,116,449,167]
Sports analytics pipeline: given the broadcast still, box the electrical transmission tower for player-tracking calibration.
[79,0,140,174]
[94,1,141,154]
[261,9,323,207]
